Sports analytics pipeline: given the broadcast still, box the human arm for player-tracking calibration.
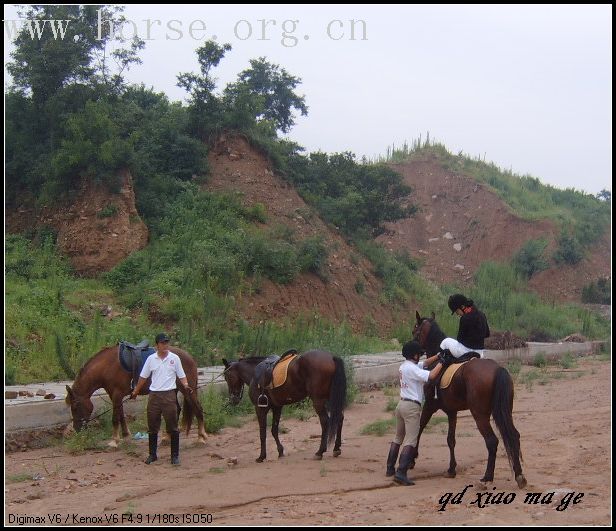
[130,377,148,399]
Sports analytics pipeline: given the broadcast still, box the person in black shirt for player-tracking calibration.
[440,294,490,359]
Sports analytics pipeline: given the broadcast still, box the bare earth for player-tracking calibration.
[5,356,611,526]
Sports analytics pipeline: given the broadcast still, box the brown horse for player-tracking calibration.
[222,351,346,462]
[413,311,527,488]
[65,345,208,447]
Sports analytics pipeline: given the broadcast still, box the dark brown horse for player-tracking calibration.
[65,345,208,447]
[222,351,346,462]
[413,311,527,488]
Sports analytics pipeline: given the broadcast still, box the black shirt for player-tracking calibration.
[457,308,490,350]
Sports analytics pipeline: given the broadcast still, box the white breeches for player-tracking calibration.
[440,337,484,358]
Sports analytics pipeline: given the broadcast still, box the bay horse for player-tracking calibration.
[65,345,208,447]
[222,351,346,462]
[413,311,527,488]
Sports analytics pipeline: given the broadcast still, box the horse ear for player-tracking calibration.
[431,311,436,320]
[415,310,421,323]
[222,358,229,369]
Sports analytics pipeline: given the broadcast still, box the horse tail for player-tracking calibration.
[327,356,347,447]
[491,366,523,477]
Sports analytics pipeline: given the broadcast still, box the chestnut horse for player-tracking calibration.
[222,351,346,462]
[413,311,527,488]
[65,345,208,447]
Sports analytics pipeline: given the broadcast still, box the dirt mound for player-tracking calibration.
[484,331,528,349]
[5,170,148,276]
[380,155,611,302]
[206,134,400,333]
[560,333,588,343]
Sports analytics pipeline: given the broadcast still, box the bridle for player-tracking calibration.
[223,365,245,403]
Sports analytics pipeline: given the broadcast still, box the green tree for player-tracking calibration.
[225,57,308,133]
[177,41,232,139]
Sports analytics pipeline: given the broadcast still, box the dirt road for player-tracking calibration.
[5,356,611,525]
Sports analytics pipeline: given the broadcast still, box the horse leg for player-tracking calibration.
[313,399,329,460]
[333,411,344,457]
[411,400,438,469]
[108,393,126,447]
[256,406,269,463]
[471,411,498,483]
[184,389,208,444]
[445,411,457,478]
[271,406,285,458]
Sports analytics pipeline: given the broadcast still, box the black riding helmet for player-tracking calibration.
[448,294,473,314]
[402,340,424,359]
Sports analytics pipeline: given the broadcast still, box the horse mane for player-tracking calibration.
[74,345,114,382]
[426,318,446,343]
[239,356,267,364]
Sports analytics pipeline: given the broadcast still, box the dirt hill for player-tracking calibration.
[206,134,402,333]
[379,155,611,302]
[5,170,148,276]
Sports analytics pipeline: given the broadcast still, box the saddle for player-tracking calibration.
[119,340,156,390]
[254,349,298,407]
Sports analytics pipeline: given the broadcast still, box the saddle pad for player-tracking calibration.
[440,360,470,389]
[269,354,298,389]
[119,346,156,374]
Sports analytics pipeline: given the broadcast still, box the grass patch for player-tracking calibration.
[506,359,522,378]
[7,473,33,484]
[559,352,577,369]
[532,352,548,368]
[385,397,397,412]
[517,368,543,391]
[208,467,226,474]
[63,426,108,454]
[425,416,449,431]
[360,417,396,436]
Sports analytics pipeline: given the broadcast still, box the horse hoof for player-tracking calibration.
[477,480,491,490]
[107,440,119,448]
[198,435,208,444]
[256,457,265,463]
[516,474,527,489]
[444,470,456,478]
[313,454,323,460]
[333,449,341,457]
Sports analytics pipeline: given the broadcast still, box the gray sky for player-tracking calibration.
[4,5,612,194]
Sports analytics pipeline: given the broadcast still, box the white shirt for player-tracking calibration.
[399,360,430,402]
[139,351,186,391]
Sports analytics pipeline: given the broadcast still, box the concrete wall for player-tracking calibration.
[5,342,604,438]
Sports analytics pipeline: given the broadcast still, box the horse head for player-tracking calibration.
[413,310,442,354]
[65,385,94,431]
[222,359,244,406]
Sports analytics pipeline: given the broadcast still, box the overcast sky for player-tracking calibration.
[4,5,612,194]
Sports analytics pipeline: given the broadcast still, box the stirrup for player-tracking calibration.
[257,393,269,408]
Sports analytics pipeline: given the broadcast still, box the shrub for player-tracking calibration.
[297,236,329,279]
[512,239,549,279]
[553,232,584,265]
[581,278,611,304]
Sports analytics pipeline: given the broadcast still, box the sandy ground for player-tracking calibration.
[5,356,611,526]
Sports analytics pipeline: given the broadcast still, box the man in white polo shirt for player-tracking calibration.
[386,340,444,486]
[130,333,192,465]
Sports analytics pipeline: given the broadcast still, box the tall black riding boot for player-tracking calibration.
[394,445,418,486]
[145,433,158,464]
[170,431,180,465]
[386,442,401,477]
